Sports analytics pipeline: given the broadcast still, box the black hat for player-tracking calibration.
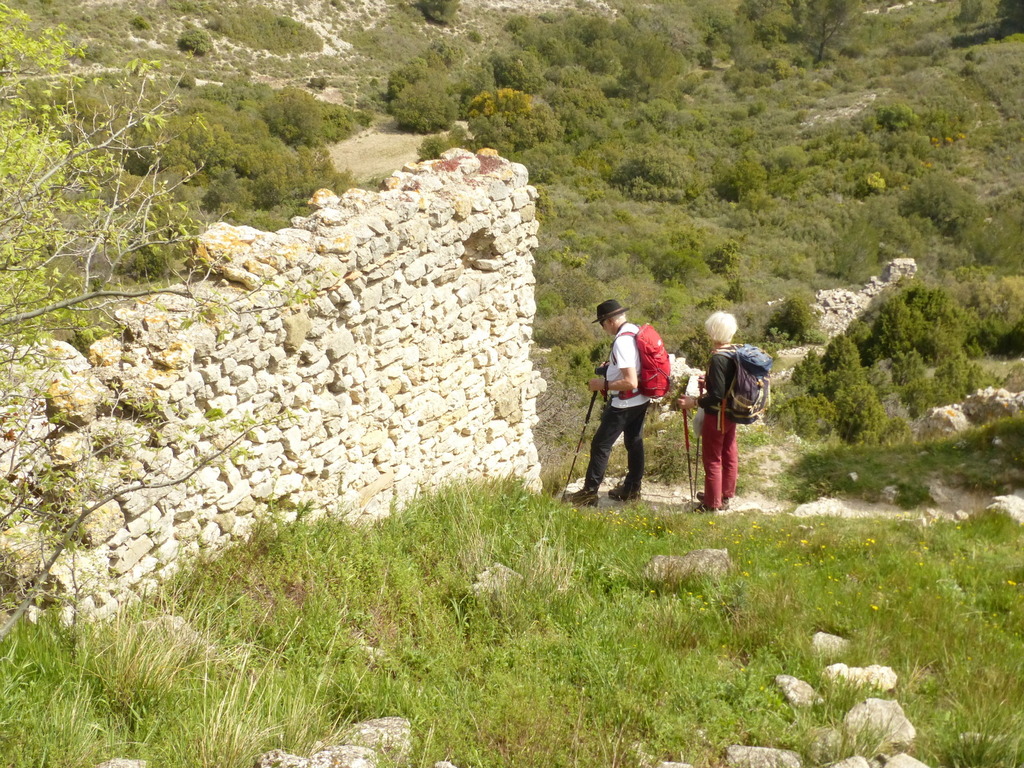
[594,299,628,324]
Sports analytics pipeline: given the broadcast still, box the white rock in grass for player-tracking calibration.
[726,745,802,768]
[811,631,850,656]
[657,763,695,768]
[807,728,842,764]
[843,698,916,750]
[254,751,311,768]
[341,717,412,764]
[831,757,871,768]
[472,563,522,595]
[643,549,733,585]
[884,754,932,768]
[94,761,147,768]
[434,763,460,768]
[308,746,377,768]
[824,663,898,691]
[775,674,824,707]
[987,495,1024,524]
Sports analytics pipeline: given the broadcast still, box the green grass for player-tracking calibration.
[3,478,1023,767]
[784,417,1024,506]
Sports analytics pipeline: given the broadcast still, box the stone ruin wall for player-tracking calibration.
[814,258,918,337]
[16,149,544,621]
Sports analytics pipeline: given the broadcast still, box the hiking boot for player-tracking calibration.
[693,502,720,513]
[696,492,730,510]
[566,487,599,507]
[608,484,641,502]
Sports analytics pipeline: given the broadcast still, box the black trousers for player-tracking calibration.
[583,400,650,492]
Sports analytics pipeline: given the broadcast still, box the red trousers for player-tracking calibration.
[701,410,737,509]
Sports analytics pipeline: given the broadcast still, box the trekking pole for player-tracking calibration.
[682,406,695,501]
[561,390,600,501]
[694,377,705,497]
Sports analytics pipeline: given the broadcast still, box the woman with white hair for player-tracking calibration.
[677,311,739,512]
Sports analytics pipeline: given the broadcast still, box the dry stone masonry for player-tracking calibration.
[7,149,544,620]
[814,259,918,338]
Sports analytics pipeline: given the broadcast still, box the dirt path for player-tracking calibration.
[328,119,425,182]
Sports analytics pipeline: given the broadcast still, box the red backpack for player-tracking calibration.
[617,325,671,399]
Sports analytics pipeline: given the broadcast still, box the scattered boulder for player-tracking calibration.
[95,761,147,768]
[643,549,732,585]
[986,495,1024,524]
[912,406,969,439]
[254,746,377,768]
[774,674,823,707]
[308,747,377,768]
[832,757,871,768]
[824,663,898,691]
[807,727,842,764]
[472,563,522,596]
[341,717,411,765]
[913,388,1024,438]
[843,698,916,750]
[726,745,801,768]
[884,754,931,768]
[811,631,850,656]
[961,388,1024,423]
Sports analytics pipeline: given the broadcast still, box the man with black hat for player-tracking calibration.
[566,299,651,506]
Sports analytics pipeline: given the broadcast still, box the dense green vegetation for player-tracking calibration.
[3,472,1023,767]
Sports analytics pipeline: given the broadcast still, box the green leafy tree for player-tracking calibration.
[261,87,326,147]
[833,380,891,444]
[0,7,271,640]
[998,0,1024,32]
[931,349,989,405]
[490,51,546,94]
[391,76,458,133]
[738,0,796,45]
[792,0,862,62]
[467,88,560,153]
[863,284,976,365]
[768,294,822,343]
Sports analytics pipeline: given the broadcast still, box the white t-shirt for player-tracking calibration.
[608,323,650,409]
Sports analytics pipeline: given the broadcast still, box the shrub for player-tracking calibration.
[611,147,701,203]
[862,284,976,365]
[390,77,458,133]
[467,89,559,153]
[129,15,151,31]
[714,152,768,203]
[261,87,326,147]
[768,295,823,344]
[208,9,322,54]
[177,28,213,56]
[418,125,469,160]
[899,172,984,239]
[833,380,894,445]
[490,50,546,93]
[874,103,919,132]
[418,0,459,25]
[773,394,837,439]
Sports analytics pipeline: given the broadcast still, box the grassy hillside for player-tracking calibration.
[2,472,1023,767]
